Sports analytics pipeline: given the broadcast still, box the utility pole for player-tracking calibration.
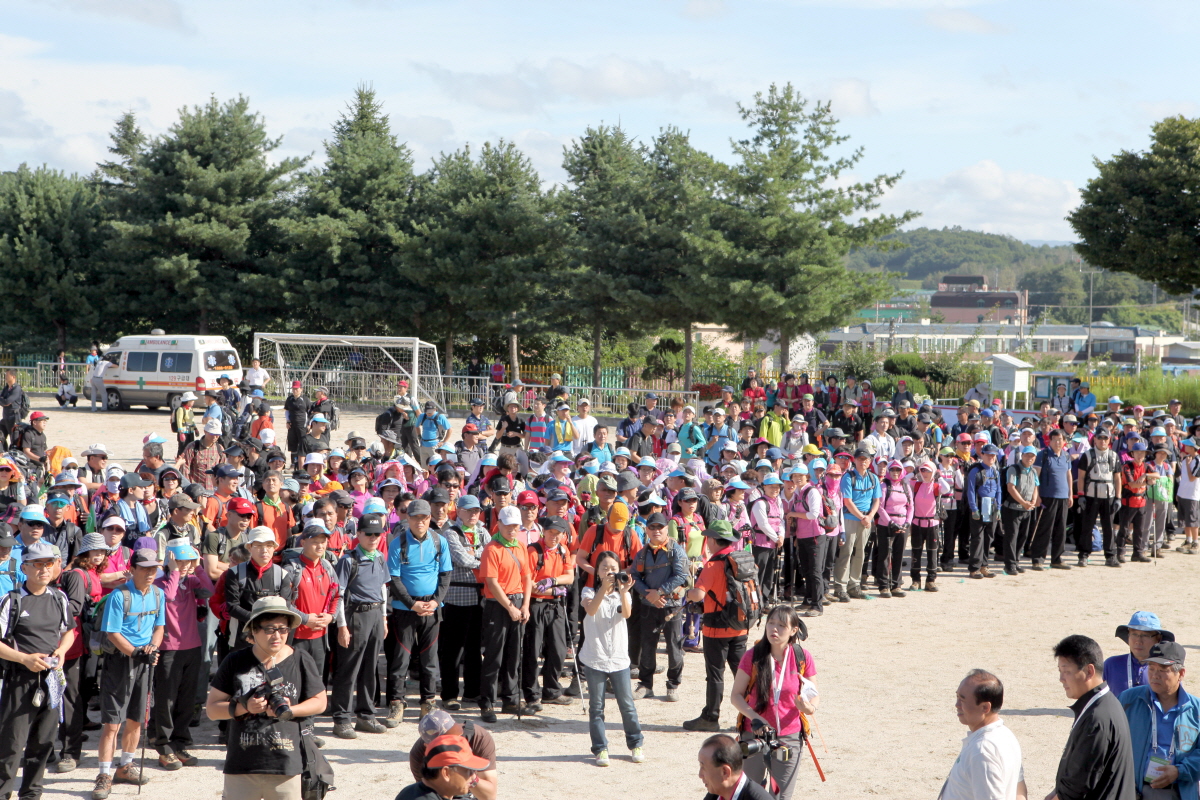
[1080,261,1099,362]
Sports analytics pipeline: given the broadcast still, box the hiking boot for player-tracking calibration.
[664,686,680,702]
[379,717,400,729]
[682,716,720,732]
[564,678,582,697]
[1106,556,1121,567]
[158,753,182,771]
[891,588,906,597]
[802,608,823,616]
[847,587,867,600]
[177,750,199,766]
[420,700,439,717]
[877,589,891,598]
[501,703,523,716]
[1132,552,1151,563]
[114,763,149,786]
[1029,560,1044,571]
[355,718,387,734]
[924,579,938,592]
[632,684,652,700]
[443,699,461,711]
[969,571,982,579]
[387,700,405,721]
[1050,562,1072,570]
[836,591,851,603]
[979,567,995,578]
[524,701,543,714]
[1076,555,1088,567]
[547,694,574,705]
[480,707,498,723]
[332,722,357,739]
[92,773,113,800]
[54,757,77,773]
[312,737,326,748]
[1117,550,1127,563]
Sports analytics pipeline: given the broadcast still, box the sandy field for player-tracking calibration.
[34,399,1199,800]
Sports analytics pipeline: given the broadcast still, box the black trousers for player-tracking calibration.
[872,525,907,590]
[940,508,969,567]
[1031,497,1070,563]
[152,647,200,755]
[1119,505,1149,555]
[968,515,999,572]
[388,609,440,704]
[752,545,781,604]
[1078,496,1116,556]
[439,603,482,702]
[909,523,939,581]
[1000,507,1032,570]
[0,669,58,800]
[781,539,801,599]
[287,425,304,465]
[293,635,327,677]
[626,599,643,666]
[331,606,386,723]
[57,655,86,762]
[700,635,747,722]
[636,604,684,691]
[796,536,829,609]
[522,600,567,702]
[480,599,523,710]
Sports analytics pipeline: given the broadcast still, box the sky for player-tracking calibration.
[3,0,1198,242]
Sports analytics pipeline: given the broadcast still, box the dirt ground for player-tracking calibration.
[36,400,1200,799]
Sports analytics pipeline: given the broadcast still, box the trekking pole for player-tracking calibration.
[515,615,526,721]
[139,658,154,795]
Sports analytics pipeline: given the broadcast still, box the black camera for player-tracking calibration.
[240,665,294,721]
[740,720,790,762]
[614,571,632,585]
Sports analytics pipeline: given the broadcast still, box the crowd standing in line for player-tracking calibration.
[0,366,1196,800]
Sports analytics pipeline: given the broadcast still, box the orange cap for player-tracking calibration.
[607,502,630,532]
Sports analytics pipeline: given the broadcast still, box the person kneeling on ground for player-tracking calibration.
[409,710,498,800]
[697,734,774,800]
[396,732,490,800]
[205,596,327,800]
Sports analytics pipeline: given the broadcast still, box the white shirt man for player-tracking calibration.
[942,670,1026,800]
[572,400,599,454]
[244,359,271,389]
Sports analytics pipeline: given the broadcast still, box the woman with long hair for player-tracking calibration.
[56,534,111,772]
[729,605,819,800]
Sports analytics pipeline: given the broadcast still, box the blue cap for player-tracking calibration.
[755,458,772,469]
[363,497,388,515]
[810,458,828,471]
[310,414,328,424]
[252,389,264,397]
[667,469,688,478]
[552,452,574,463]
[456,494,481,510]
[19,505,48,524]
[1131,440,1148,452]
[645,393,657,400]
[167,541,200,561]
[330,449,345,459]
[145,433,168,444]
[1151,427,1167,437]
[428,455,442,466]
[788,465,809,476]
[615,447,632,458]
[1020,446,1038,455]
[481,454,498,467]
[1184,438,1198,449]
[765,447,784,460]
[981,444,1001,456]
[726,480,751,491]
[761,474,783,485]
[583,463,598,474]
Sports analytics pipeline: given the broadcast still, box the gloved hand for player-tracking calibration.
[552,585,568,598]
[535,578,555,594]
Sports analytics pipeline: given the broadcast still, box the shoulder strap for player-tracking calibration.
[4,589,20,642]
[532,542,545,572]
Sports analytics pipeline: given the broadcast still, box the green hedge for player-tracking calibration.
[871,374,929,401]
[883,353,927,378]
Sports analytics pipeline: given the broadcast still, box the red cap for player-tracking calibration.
[424,734,490,771]
[291,380,302,389]
[516,490,540,507]
[462,423,479,433]
[29,411,47,421]
[227,497,256,517]
[397,379,409,387]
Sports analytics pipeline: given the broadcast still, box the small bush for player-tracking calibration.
[872,374,929,400]
[883,353,927,378]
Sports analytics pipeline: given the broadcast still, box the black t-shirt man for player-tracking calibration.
[2,589,67,654]
[495,414,525,448]
[210,646,323,776]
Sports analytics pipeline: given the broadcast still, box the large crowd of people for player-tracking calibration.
[0,365,1195,800]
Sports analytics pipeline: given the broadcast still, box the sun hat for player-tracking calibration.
[247,596,302,629]
[1116,611,1174,643]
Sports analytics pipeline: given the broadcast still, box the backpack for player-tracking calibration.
[329,405,341,433]
[233,407,254,440]
[73,568,102,644]
[87,585,163,656]
[798,485,839,533]
[880,479,913,528]
[530,540,567,572]
[234,562,283,601]
[738,643,811,739]
[701,548,762,632]
[16,392,29,421]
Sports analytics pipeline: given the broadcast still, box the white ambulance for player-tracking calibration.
[85,334,244,411]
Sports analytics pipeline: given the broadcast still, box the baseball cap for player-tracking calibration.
[607,503,630,531]
[168,494,201,511]
[497,506,521,526]
[981,444,1001,456]
[19,505,48,524]
[596,473,618,492]
[486,475,511,495]
[310,414,329,424]
[516,490,540,507]
[21,540,58,562]
[424,734,490,772]
[203,419,222,435]
[28,411,47,421]
[227,497,256,517]
[301,520,330,539]
[358,514,386,536]
[643,512,668,528]
[167,541,200,561]
[702,520,739,542]
[426,486,450,505]
[408,499,432,517]
[1020,446,1038,455]
[246,526,277,545]
[419,709,458,743]
[1146,641,1186,668]
[462,423,479,434]
[131,548,163,568]
[541,516,569,534]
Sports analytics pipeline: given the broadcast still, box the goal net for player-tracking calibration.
[252,333,445,410]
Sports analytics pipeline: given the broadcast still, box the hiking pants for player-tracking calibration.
[1079,496,1116,557]
[832,517,869,593]
[909,522,939,582]
[1031,497,1070,563]
[872,524,907,590]
[1000,507,1032,571]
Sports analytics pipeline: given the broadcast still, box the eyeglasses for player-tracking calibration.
[257,626,290,637]
[360,532,382,538]
[443,483,461,489]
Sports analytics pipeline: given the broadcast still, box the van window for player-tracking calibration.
[161,353,194,374]
[104,352,123,367]
[127,352,158,372]
[204,350,240,372]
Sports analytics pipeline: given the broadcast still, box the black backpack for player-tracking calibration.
[701,548,762,632]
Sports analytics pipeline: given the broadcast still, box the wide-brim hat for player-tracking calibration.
[1116,610,1174,643]
[246,596,302,629]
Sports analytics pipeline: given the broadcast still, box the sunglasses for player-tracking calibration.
[360,532,382,538]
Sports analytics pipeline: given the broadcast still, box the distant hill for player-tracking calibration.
[846,226,1076,284]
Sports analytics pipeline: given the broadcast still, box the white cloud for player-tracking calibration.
[881,160,1081,241]
[0,90,53,138]
[923,7,1006,34]
[818,79,879,117]
[31,0,191,31]
[683,0,726,18]
[416,56,720,113]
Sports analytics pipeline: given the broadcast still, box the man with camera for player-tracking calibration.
[93,547,166,799]
[631,511,688,702]
[206,596,327,800]
[0,540,74,800]
[698,734,774,800]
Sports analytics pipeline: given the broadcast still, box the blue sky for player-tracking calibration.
[3,0,1197,240]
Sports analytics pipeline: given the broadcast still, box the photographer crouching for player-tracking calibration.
[698,734,773,800]
[206,596,327,800]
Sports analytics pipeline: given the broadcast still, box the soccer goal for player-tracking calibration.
[252,333,445,410]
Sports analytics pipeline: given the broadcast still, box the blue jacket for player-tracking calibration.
[965,462,1002,515]
[1120,684,1200,797]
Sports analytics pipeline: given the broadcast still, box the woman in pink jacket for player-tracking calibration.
[908,461,949,592]
[785,464,828,617]
[873,460,913,598]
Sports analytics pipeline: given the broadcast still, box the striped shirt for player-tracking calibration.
[526,414,551,450]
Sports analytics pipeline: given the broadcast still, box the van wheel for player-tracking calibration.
[167,394,182,412]
[105,389,123,411]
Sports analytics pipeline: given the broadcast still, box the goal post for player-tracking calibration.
[252,333,445,410]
